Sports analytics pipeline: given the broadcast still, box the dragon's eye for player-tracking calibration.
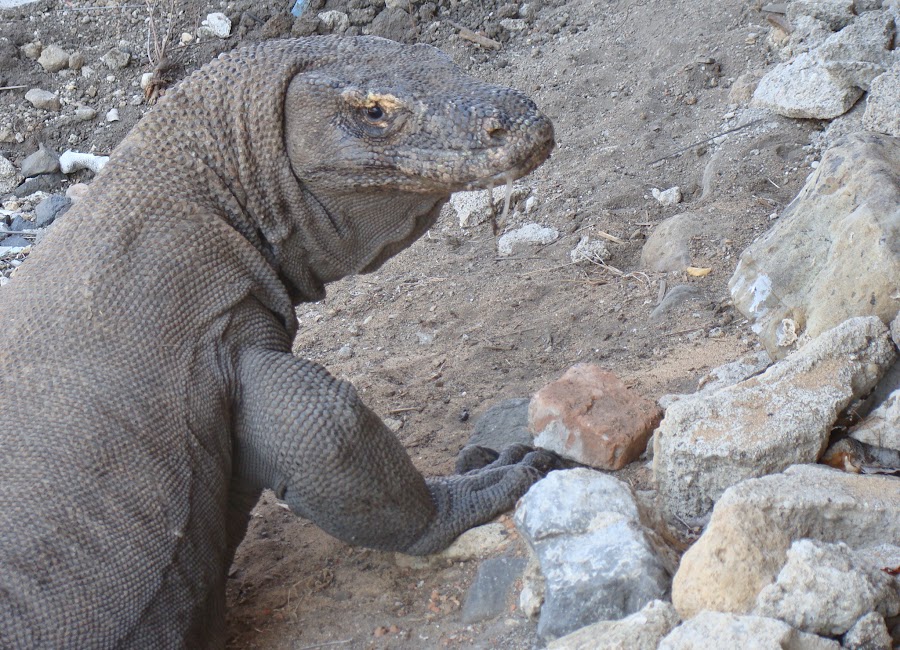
[366,104,384,120]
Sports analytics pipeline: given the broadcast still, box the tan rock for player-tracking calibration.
[653,316,895,522]
[729,132,900,360]
[529,364,662,470]
[672,464,900,619]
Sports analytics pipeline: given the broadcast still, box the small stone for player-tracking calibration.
[202,12,232,38]
[382,417,402,432]
[12,173,64,197]
[65,183,90,203]
[21,42,41,60]
[530,364,662,470]
[640,212,703,272]
[569,236,609,264]
[461,556,526,624]
[37,44,70,73]
[317,10,350,34]
[34,195,71,228]
[68,52,85,71]
[24,89,61,112]
[0,156,17,194]
[140,72,154,91]
[497,223,559,256]
[20,144,60,178]
[728,71,762,104]
[336,343,353,359]
[74,106,97,122]
[100,47,131,70]
[106,108,120,123]
[468,398,533,450]
[651,186,682,206]
[180,32,193,45]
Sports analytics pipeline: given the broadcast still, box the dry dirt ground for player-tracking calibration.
[1,0,826,646]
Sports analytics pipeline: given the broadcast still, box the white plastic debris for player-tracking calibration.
[59,150,109,174]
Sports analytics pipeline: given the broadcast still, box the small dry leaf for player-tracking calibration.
[686,266,712,277]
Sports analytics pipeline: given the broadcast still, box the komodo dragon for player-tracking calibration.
[0,36,556,647]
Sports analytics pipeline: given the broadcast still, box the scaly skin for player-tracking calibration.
[0,36,555,648]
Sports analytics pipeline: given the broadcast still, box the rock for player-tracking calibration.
[515,469,670,640]
[394,522,510,568]
[654,316,895,523]
[671,464,900,619]
[24,89,61,112]
[468,398,532,449]
[778,16,832,61]
[754,539,900,636]
[843,612,894,650]
[369,7,410,41]
[68,51,85,71]
[74,106,97,122]
[850,349,900,450]
[0,156,17,194]
[21,41,41,60]
[648,285,707,325]
[569,235,609,264]
[20,144,60,177]
[37,44,70,72]
[751,52,863,119]
[460,556,526,624]
[317,10,350,34]
[1,234,30,247]
[59,151,109,175]
[106,108,120,123]
[202,13,232,38]
[651,186,682,206]
[65,183,90,203]
[34,195,71,228]
[13,173,65,197]
[547,600,680,650]
[449,186,503,227]
[497,223,559,256]
[729,133,900,359]
[658,611,840,650]
[786,0,856,30]
[863,62,900,136]
[659,350,772,409]
[640,212,703,272]
[817,11,898,91]
[100,47,130,70]
[530,364,662,470]
[727,71,762,104]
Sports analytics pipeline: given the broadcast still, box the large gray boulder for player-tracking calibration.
[514,469,670,640]
[729,132,900,360]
